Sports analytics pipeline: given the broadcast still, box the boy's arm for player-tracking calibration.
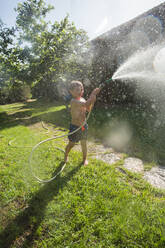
[85,88,100,110]
[85,96,96,112]
[71,88,100,110]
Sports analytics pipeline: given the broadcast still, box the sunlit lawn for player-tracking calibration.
[0,99,165,248]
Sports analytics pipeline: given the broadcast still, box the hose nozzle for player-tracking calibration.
[99,78,113,88]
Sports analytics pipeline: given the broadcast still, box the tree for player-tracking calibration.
[0,19,32,103]
[15,0,90,99]
[0,0,91,103]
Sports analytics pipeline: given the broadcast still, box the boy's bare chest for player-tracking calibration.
[71,105,85,115]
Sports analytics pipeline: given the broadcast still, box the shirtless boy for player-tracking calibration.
[64,80,100,165]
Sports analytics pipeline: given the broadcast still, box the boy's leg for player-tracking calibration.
[80,140,88,165]
[64,141,75,163]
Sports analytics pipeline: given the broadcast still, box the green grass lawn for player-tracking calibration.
[0,99,165,248]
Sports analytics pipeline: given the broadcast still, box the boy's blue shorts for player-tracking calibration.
[68,123,88,143]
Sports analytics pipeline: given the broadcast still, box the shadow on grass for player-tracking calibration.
[0,162,82,248]
[23,108,70,129]
[0,99,70,131]
[0,111,10,123]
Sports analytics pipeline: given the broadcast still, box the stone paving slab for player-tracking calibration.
[123,157,144,173]
[94,152,122,164]
[144,166,165,189]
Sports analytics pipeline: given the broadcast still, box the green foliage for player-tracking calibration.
[15,0,54,35]
[0,83,31,104]
[0,19,33,103]
[89,104,165,165]
[0,20,15,53]
[0,0,90,104]
[15,0,90,99]
[0,21,16,88]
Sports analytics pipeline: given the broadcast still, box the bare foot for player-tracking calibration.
[64,157,69,163]
[83,160,88,166]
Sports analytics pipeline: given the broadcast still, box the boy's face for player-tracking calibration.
[70,85,84,99]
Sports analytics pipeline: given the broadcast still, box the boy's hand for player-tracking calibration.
[92,88,101,95]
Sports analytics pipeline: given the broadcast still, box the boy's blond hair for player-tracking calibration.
[69,80,83,91]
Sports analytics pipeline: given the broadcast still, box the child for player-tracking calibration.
[64,80,100,165]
